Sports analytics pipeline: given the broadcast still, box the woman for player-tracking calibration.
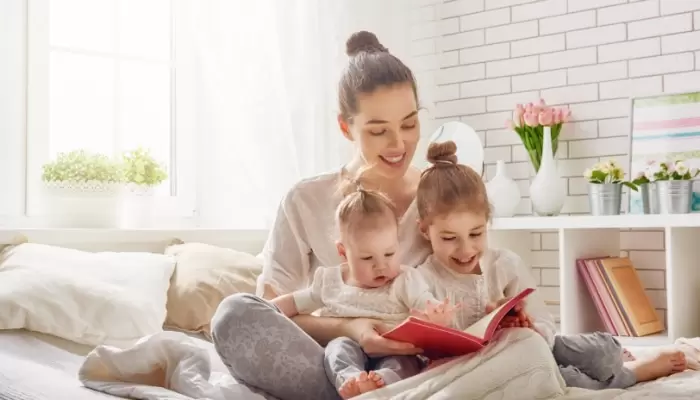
[210,30,432,400]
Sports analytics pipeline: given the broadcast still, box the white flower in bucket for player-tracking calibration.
[584,159,636,216]
[584,160,632,187]
[647,157,700,214]
[647,158,699,181]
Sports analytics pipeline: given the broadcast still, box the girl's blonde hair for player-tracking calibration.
[417,141,491,222]
[336,167,398,232]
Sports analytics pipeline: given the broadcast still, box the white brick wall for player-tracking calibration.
[409,0,700,328]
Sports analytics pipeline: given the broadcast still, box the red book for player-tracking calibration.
[382,288,534,358]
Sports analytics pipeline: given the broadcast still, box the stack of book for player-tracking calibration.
[577,256,663,337]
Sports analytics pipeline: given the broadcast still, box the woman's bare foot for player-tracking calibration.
[627,351,687,383]
[622,348,636,362]
[338,371,386,399]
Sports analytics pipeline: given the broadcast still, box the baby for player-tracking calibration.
[271,170,456,399]
[412,140,687,389]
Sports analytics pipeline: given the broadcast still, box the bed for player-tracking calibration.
[2,328,700,400]
[0,329,273,400]
[2,235,700,400]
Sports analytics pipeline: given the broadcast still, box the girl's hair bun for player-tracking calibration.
[346,31,389,57]
[426,141,458,166]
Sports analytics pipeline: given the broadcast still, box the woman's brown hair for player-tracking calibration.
[338,31,418,121]
[417,141,491,221]
[336,167,398,232]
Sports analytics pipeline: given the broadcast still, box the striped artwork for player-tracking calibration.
[629,92,700,214]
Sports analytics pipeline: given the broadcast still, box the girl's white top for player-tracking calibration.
[417,249,557,347]
[257,169,432,296]
[292,265,438,324]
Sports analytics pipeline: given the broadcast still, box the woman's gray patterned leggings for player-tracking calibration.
[210,293,341,400]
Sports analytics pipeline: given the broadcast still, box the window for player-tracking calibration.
[26,0,194,218]
[19,0,416,229]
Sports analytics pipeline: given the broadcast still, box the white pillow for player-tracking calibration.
[0,243,176,347]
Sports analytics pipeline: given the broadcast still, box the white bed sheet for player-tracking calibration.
[2,330,700,400]
[0,330,119,400]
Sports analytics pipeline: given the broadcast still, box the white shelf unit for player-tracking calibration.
[488,214,700,346]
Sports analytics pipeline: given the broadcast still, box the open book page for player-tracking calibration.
[462,301,512,340]
[462,287,535,341]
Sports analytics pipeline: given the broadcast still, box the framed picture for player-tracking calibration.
[628,91,700,214]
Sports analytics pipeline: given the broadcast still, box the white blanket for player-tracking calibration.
[78,331,273,400]
[78,329,700,400]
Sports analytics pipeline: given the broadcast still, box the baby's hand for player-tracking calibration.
[411,299,460,326]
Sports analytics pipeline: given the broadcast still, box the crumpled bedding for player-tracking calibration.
[7,327,700,400]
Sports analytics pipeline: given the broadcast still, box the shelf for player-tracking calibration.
[615,332,672,348]
[487,222,700,347]
[491,213,700,231]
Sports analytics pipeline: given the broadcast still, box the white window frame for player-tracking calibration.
[25,0,197,226]
[0,1,28,223]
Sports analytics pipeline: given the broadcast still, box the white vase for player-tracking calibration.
[529,126,566,216]
[486,160,521,217]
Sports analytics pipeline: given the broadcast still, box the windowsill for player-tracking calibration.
[0,215,269,245]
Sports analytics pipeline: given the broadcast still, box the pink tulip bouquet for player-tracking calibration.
[507,99,571,172]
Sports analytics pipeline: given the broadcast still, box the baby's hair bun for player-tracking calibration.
[346,31,389,57]
[427,141,458,166]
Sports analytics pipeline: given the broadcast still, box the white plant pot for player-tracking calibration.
[529,127,566,216]
[486,160,521,217]
[121,184,158,228]
[44,181,124,228]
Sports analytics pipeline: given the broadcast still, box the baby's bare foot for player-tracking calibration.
[338,377,361,399]
[622,348,636,362]
[367,371,386,388]
[355,371,383,394]
[629,351,687,383]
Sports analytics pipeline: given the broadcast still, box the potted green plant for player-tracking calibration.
[41,149,124,227]
[584,160,637,216]
[645,158,699,214]
[120,147,168,228]
[121,147,168,195]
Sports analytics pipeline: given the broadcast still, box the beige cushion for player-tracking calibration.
[164,242,262,337]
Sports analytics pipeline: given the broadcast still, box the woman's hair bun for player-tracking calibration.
[346,31,389,57]
[427,141,458,166]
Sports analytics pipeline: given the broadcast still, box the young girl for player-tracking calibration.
[271,172,456,399]
[412,140,687,389]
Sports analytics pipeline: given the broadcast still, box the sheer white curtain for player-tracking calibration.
[176,0,412,228]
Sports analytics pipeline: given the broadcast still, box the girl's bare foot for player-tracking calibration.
[339,377,361,399]
[622,348,636,362]
[627,351,687,383]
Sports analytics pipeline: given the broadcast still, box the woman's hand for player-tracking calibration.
[345,318,423,357]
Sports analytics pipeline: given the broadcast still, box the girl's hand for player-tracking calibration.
[345,318,423,357]
[410,298,460,327]
[485,297,533,330]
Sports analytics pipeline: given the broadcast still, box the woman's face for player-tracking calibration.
[342,84,420,180]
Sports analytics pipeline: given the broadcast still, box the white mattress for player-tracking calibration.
[2,331,700,400]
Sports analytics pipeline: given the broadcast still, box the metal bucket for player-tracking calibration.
[656,180,693,214]
[639,183,659,214]
[588,183,622,216]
